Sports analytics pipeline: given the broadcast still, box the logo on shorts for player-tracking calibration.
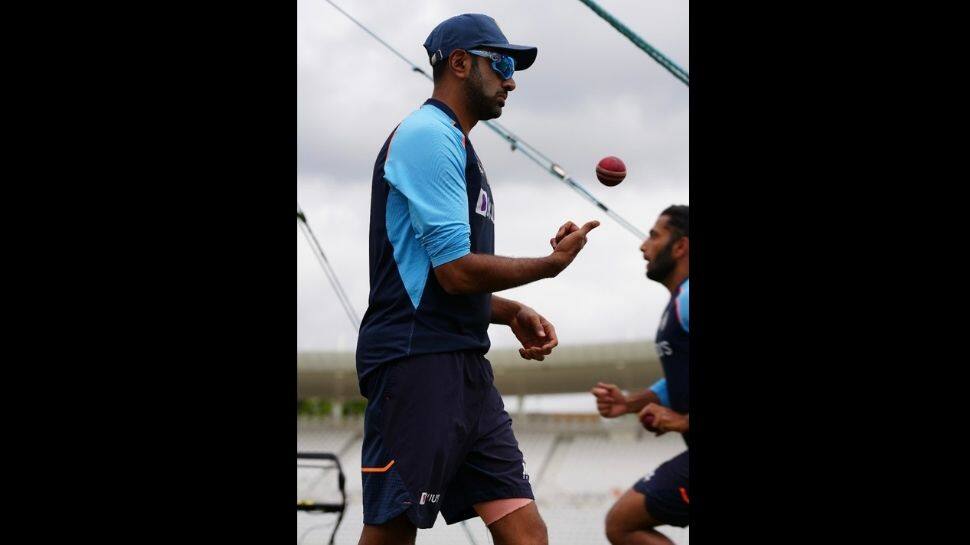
[522,461,530,481]
[419,492,440,505]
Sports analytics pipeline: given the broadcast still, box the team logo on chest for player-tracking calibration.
[475,188,495,222]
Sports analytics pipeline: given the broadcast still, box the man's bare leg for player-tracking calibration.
[605,488,675,545]
[476,499,548,545]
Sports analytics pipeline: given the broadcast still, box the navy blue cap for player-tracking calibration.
[423,14,537,72]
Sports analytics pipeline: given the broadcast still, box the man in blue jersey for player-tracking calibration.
[588,205,689,545]
[355,14,600,545]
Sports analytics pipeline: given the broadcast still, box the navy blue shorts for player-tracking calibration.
[359,351,533,529]
[632,450,689,527]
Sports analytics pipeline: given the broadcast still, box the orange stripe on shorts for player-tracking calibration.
[361,460,395,473]
[679,487,690,504]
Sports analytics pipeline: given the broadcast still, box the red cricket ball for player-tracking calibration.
[596,156,627,187]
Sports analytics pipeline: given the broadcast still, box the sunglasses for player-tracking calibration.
[467,49,516,80]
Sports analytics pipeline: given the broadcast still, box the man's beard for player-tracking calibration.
[646,240,677,282]
[464,61,502,120]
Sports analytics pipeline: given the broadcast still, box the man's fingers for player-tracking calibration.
[555,221,590,248]
[534,320,557,351]
[523,347,545,361]
[580,220,601,235]
[528,313,546,337]
[544,322,558,343]
[554,222,578,243]
[591,388,613,401]
[595,383,621,400]
[558,221,578,238]
[593,392,614,404]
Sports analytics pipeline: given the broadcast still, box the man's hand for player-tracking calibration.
[638,403,689,435]
[508,305,558,361]
[548,220,600,270]
[550,221,580,250]
[591,382,630,418]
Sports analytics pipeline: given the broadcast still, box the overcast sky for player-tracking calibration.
[298,0,689,355]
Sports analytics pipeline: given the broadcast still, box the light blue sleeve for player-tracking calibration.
[649,378,670,407]
[676,279,689,332]
[384,113,470,268]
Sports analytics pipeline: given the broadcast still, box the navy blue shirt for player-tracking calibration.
[650,278,689,445]
[356,99,496,387]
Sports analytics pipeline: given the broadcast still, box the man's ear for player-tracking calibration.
[449,50,471,79]
[673,237,689,259]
